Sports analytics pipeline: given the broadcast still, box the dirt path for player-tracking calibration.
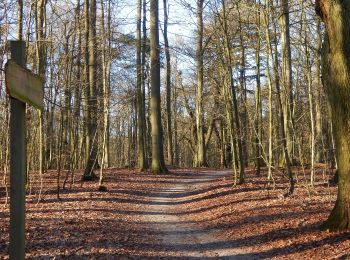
[1,168,344,259]
[142,170,248,259]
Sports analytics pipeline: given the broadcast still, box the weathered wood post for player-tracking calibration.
[9,40,26,259]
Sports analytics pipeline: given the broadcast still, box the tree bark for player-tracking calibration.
[316,0,350,230]
[136,0,147,171]
[195,0,207,167]
[163,0,173,166]
[315,17,323,163]
[279,0,294,164]
[83,0,99,180]
[220,0,245,184]
[17,0,23,40]
[36,0,47,178]
[263,0,273,181]
[255,0,262,176]
[150,0,167,174]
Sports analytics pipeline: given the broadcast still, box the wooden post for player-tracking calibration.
[9,40,26,260]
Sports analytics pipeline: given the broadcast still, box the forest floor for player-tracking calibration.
[0,166,350,259]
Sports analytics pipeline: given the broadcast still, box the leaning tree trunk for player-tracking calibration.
[316,0,350,230]
[150,0,167,174]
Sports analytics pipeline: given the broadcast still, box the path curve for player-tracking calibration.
[142,170,248,259]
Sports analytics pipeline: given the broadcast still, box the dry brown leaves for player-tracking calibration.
[0,166,349,259]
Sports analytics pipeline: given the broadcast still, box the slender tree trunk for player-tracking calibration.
[136,0,147,171]
[316,0,350,230]
[237,4,248,168]
[315,17,323,163]
[163,0,173,166]
[223,76,238,184]
[17,0,23,40]
[62,24,73,189]
[195,0,206,167]
[83,0,90,172]
[142,0,148,167]
[255,0,262,176]
[174,68,180,166]
[36,0,47,178]
[264,0,273,180]
[219,0,245,184]
[99,0,110,186]
[273,1,294,195]
[105,0,112,168]
[279,0,294,165]
[150,0,167,174]
[71,0,82,183]
[301,2,315,185]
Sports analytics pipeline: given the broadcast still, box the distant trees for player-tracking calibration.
[0,0,346,204]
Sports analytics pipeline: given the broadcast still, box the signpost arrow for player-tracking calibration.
[5,59,44,111]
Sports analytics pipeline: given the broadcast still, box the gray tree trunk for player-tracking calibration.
[136,0,147,170]
[150,0,167,173]
[195,0,207,167]
[163,0,173,166]
[83,0,99,179]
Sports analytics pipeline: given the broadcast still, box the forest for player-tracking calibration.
[1,0,350,258]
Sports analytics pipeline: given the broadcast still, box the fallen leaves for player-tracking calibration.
[0,167,349,259]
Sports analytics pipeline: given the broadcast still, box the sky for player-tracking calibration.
[117,0,198,73]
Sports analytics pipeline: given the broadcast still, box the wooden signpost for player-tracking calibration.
[5,60,44,111]
[6,40,43,260]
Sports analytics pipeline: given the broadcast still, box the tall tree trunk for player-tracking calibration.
[195,0,207,167]
[83,0,90,173]
[83,0,99,179]
[279,0,294,164]
[142,0,148,167]
[99,0,110,186]
[62,24,72,188]
[273,1,294,195]
[316,0,350,230]
[136,0,147,170]
[36,0,47,177]
[237,4,248,168]
[301,2,315,185]
[264,0,273,181]
[219,0,245,184]
[255,0,262,176]
[315,17,323,163]
[163,0,173,166]
[150,0,167,174]
[70,0,82,186]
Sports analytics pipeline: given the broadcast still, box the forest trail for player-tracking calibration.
[1,168,346,259]
[142,170,249,259]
